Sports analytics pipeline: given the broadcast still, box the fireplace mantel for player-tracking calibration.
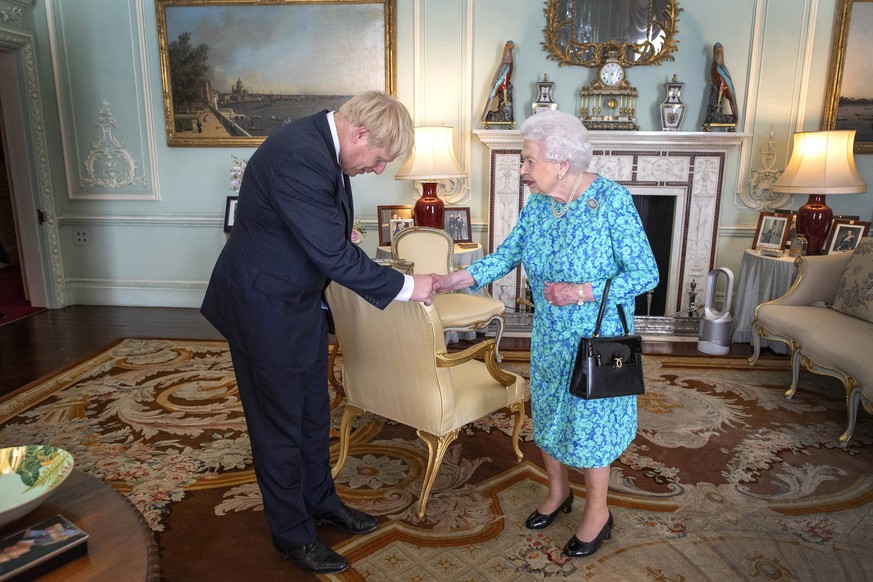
[474,129,750,151]
[474,129,750,323]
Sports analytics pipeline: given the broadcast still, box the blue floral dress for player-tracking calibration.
[467,176,659,468]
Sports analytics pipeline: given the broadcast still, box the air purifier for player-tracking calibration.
[697,267,734,355]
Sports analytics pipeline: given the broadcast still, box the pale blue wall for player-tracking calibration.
[4,0,872,308]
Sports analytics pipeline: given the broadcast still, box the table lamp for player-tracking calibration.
[771,130,866,254]
[395,126,465,228]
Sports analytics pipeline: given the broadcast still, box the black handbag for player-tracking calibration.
[569,279,645,400]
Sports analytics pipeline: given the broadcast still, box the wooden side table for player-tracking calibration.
[0,469,159,581]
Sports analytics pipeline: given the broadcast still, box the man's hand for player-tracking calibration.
[410,275,436,305]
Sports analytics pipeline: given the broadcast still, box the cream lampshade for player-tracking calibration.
[772,130,867,254]
[395,126,465,229]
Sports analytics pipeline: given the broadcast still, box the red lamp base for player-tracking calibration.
[796,194,832,255]
[414,182,445,228]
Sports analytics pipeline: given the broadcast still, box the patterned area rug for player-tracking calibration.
[0,339,871,581]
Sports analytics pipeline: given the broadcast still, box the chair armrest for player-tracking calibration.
[436,340,516,387]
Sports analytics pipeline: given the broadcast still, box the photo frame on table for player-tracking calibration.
[377,205,413,246]
[389,218,414,241]
[443,207,472,242]
[155,0,397,147]
[821,0,873,153]
[824,219,870,254]
[752,211,792,251]
[224,196,239,232]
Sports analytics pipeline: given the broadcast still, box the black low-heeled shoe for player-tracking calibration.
[524,491,574,530]
[562,512,614,558]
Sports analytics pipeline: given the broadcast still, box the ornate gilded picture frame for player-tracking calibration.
[156,0,396,147]
[542,0,681,68]
[822,0,873,153]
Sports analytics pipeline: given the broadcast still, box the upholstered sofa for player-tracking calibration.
[749,237,873,446]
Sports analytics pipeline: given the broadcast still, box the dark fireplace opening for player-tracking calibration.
[631,195,675,317]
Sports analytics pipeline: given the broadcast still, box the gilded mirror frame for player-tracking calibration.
[156,0,396,147]
[542,0,682,68]
[822,0,873,154]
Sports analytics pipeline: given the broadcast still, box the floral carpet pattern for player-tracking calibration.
[0,339,871,581]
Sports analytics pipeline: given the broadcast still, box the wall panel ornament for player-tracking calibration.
[0,6,23,25]
[79,101,148,189]
[743,127,789,211]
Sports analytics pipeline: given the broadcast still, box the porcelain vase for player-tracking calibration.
[660,76,686,131]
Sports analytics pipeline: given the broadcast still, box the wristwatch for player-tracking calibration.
[577,285,586,305]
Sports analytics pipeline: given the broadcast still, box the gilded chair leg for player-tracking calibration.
[785,347,803,398]
[415,429,459,519]
[839,383,861,448]
[328,342,342,390]
[332,404,363,478]
[748,322,761,366]
[509,400,525,462]
[492,316,505,363]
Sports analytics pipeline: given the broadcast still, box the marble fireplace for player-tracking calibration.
[473,130,749,333]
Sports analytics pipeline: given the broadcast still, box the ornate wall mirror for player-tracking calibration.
[543,0,681,68]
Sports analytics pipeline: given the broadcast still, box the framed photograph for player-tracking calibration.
[444,207,472,242]
[156,0,397,147]
[822,0,873,153]
[224,196,239,232]
[752,211,792,251]
[377,205,412,246]
[825,219,870,254]
[389,218,414,241]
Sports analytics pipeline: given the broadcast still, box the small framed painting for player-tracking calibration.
[224,196,239,232]
[389,218,414,241]
[825,219,870,254]
[752,211,791,251]
[377,205,413,245]
[443,207,472,242]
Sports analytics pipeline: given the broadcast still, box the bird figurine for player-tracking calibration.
[711,42,736,116]
[481,40,515,128]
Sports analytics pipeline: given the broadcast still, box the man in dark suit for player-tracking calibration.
[201,92,434,575]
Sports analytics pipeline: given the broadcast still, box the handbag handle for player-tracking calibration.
[591,278,631,338]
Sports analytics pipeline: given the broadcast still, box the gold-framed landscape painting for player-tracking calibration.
[155,0,396,147]
[822,0,873,153]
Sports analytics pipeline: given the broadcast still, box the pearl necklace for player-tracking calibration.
[550,174,584,219]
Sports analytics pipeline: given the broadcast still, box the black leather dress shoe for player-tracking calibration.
[275,540,349,574]
[562,512,614,558]
[524,491,573,530]
[314,503,379,534]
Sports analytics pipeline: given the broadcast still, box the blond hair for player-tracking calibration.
[339,91,414,161]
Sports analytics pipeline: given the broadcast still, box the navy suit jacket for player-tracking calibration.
[201,111,404,365]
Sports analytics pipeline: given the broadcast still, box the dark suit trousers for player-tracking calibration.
[229,311,340,547]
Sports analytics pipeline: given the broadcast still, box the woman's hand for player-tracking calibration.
[544,282,593,306]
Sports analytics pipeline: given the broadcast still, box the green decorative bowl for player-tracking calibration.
[0,445,75,528]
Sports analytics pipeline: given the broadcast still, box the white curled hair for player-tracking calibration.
[519,110,592,173]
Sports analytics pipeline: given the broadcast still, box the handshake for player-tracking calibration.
[410,271,475,305]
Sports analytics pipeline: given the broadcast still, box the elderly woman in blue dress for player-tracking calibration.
[433,110,658,557]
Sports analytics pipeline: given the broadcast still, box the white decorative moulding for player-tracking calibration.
[474,130,750,315]
[743,127,789,211]
[79,101,148,189]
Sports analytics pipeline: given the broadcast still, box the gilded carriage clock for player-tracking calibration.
[579,50,639,130]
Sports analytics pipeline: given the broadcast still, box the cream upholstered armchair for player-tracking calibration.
[391,226,506,361]
[325,281,528,519]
